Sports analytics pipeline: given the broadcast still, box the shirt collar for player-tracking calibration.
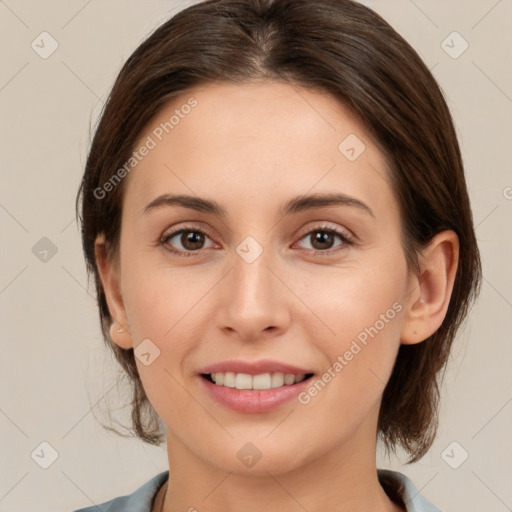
[378,469,442,511]
[80,469,441,512]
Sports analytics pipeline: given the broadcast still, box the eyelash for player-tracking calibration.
[159,224,354,258]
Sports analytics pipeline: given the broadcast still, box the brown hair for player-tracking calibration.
[76,0,481,463]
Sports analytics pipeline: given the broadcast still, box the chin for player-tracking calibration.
[201,435,314,476]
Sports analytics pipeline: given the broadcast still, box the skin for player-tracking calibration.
[95,81,459,512]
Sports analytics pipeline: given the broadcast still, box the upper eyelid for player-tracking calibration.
[295,223,352,239]
[162,222,213,239]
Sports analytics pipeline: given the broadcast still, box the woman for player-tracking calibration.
[73,0,481,510]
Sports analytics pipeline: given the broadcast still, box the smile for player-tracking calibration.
[204,372,313,390]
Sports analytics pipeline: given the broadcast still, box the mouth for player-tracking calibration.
[201,372,314,390]
[197,360,316,413]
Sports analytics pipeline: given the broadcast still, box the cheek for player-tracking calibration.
[120,258,216,385]
[294,252,407,343]
[294,251,407,408]
[120,249,204,340]
[120,266,205,427]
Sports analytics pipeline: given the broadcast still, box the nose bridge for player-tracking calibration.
[231,239,278,310]
[216,237,290,337]
[234,249,272,300]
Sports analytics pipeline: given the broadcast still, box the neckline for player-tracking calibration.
[151,470,408,511]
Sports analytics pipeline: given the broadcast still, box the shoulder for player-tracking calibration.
[71,470,169,512]
[377,469,442,512]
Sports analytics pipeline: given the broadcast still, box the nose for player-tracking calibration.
[215,247,292,342]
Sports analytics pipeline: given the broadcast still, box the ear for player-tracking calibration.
[95,234,133,349]
[400,230,459,345]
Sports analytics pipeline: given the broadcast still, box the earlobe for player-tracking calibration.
[401,230,459,345]
[94,235,133,349]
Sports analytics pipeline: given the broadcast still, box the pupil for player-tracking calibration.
[182,231,204,250]
[312,231,333,250]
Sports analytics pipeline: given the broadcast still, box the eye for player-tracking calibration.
[294,226,353,254]
[159,224,353,257]
[160,226,217,256]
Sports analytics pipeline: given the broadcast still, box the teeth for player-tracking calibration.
[223,372,235,388]
[253,373,272,390]
[284,374,295,385]
[210,372,307,390]
[235,373,253,390]
[271,372,285,388]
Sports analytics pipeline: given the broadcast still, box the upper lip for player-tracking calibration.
[198,359,314,376]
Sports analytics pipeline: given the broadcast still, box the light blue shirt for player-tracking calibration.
[72,469,441,511]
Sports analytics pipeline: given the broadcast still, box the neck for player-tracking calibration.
[161,413,404,512]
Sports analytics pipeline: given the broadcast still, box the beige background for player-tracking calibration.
[1,1,511,511]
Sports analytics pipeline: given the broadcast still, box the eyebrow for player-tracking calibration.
[142,192,374,218]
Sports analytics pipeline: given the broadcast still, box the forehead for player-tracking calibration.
[125,80,395,218]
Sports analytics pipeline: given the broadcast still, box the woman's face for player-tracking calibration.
[107,81,417,474]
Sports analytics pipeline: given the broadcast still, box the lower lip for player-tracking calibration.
[199,375,312,413]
